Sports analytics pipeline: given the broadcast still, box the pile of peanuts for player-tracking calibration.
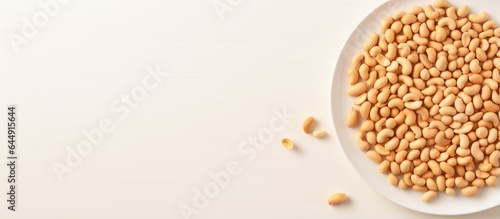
[346,0,500,202]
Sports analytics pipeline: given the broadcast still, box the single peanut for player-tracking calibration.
[328,193,348,205]
[461,186,479,197]
[347,109,358,128]
[422,191,437,202]
[434,0,452,8]
[303,117,315,134]
[312,130,327,138]
[490,151,500,167]
[281,138,294,150]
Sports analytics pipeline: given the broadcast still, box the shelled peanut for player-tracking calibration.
[346,0,500,202]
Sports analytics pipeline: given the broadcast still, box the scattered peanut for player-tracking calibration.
[313,130,327,138]
[281,138,294,150]
[303,116,315,134]
[346,0,500,202]
[328,193,348,205]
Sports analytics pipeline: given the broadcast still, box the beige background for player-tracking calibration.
[0,0,499,218]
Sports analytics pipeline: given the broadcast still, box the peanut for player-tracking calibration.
[367,150,383,164]
[457,5,468,18]
[469,12,489,24]
[312,130,327,138]
[388,173,398,186]
[461,186,479,197]
[303,117,315,134]
[434,0,452,8]
[347,108,358,128]
[422,191,437,202]
[490,151,500,167]
[365,33,379,51]
[486,176,498,187]
[328,193,348,205]
[446,188,456,195]
[281,138,294,150]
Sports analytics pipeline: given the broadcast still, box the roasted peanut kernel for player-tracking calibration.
[281,138,294,150]
[422,191,437,202]
[328,193,348,205]
[302,117,315,134]
[312,130,327,138]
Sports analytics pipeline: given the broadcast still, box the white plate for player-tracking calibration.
[331,0,500,215]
